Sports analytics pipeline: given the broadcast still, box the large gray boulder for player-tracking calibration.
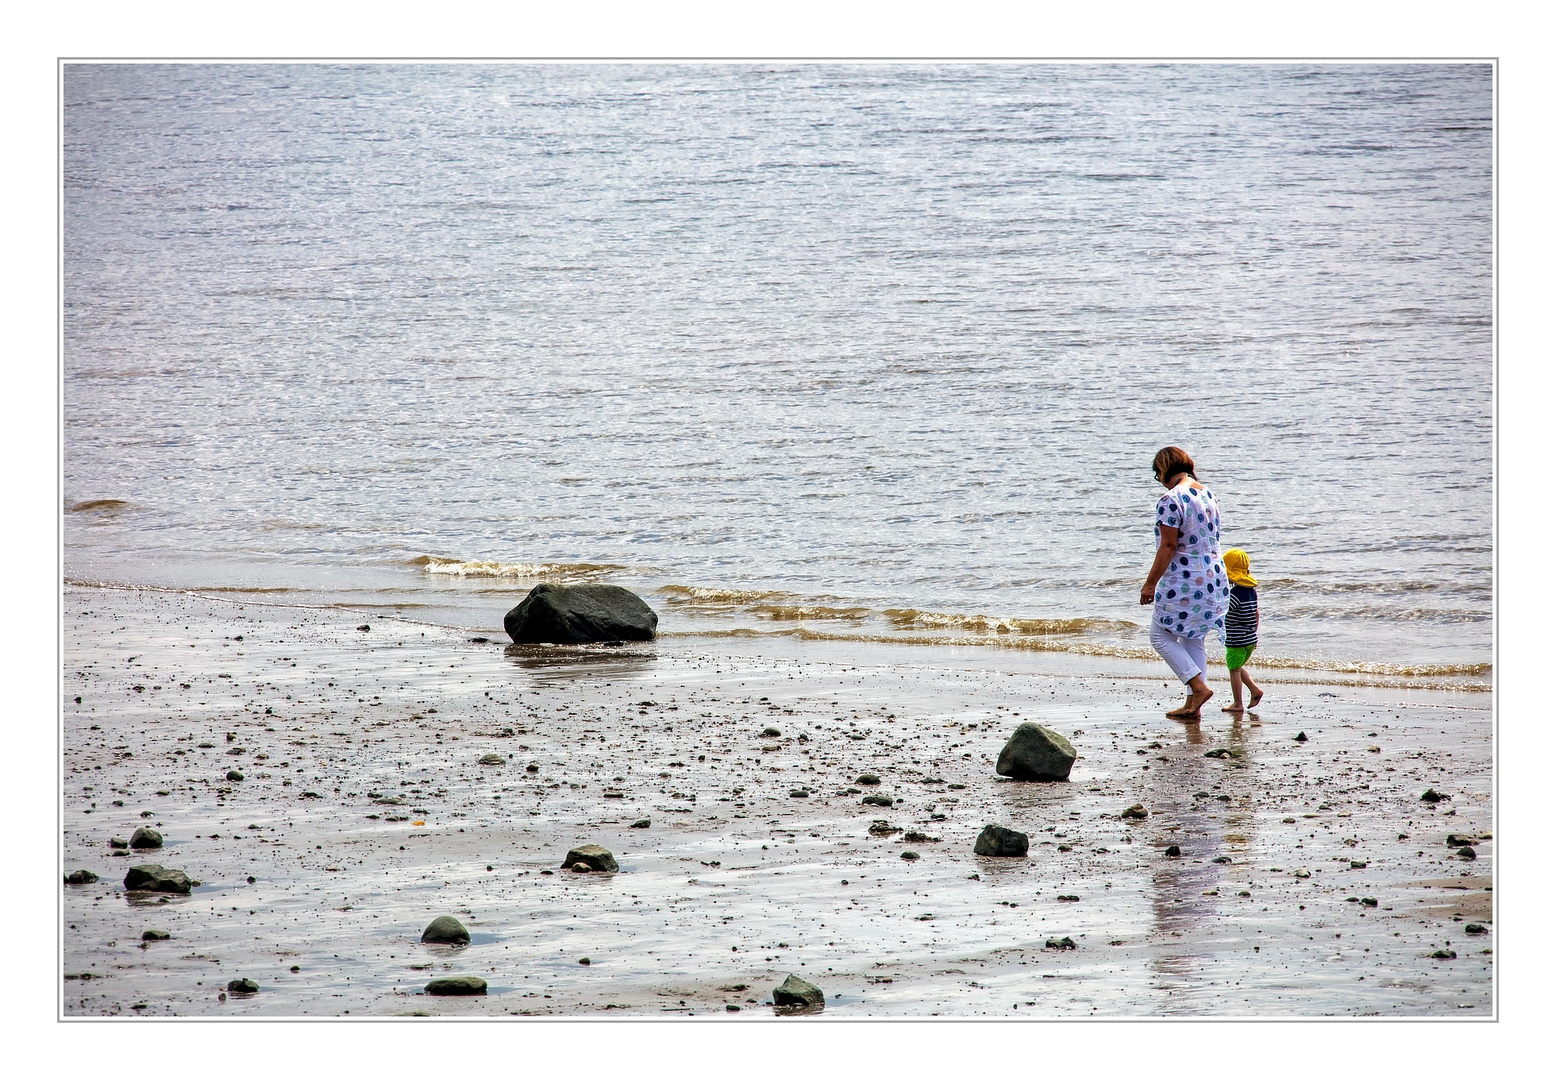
[973,824,1029,857]
[562,845,618,872]
[504,583,657,644]
[995,723,1076,781]
[123,864,192,893]
[130,826,163,849]
[773,973,824,1008]
[420,915,471,944]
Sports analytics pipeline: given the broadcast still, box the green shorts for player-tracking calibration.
[1225,645,1255,671]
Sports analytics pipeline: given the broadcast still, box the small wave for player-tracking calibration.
[66,499,131,513]
[412,555,627,580]
[659,584,790,605]
[749,603,872,622]
[882,608,1130,636]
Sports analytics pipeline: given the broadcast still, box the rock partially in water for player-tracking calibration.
[64,869,99,885]
[109,837,128,849]
[227,978,259,995]
[420,915,471,945]
[123,864,191,893]
[995,723,1076,781]
[1431,949,1457,960]
[1445,833,1478,846]
[478,753,506,765]
[973,823,1029,857]
[1420,788,1448,803]
[141,929,171,941]
[1045,936,1078,950]
[1456,845,1477,860]
[129,826,163,849]
[504,583,657,644]
[1121,804,1149,820]
[1465,923,1488,935]
[862,794,893,807]
[425,976,487,996]
[630,819,651,829]
[772,973,824,1008]
[562,844,618,872]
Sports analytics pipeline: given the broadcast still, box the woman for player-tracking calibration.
[1139,446,1230,720]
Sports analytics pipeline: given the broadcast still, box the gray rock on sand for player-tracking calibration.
[1121,803,1149,820]
[426,976,487,996]
[129,826,163,849]
[772,973,824,1008]
[562,845,618,872]
[109,836,128,849]
[995,723,1076,781]
[478,753,506,765]
[64,869,99,885]
[227,978,259,994]
[123,864,192,893]
[973,824,1029,857]
[226,769,244,781]
[856,773,881,785]
[420,915,471,944]
[630,819,650,828]
[862,794,893,807]
[1456,845,1477,860]
[1420,788,1448,803]
[142,929,171,941]
[504,583,657,644]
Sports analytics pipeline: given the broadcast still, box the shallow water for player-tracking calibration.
[62,63,1492,679]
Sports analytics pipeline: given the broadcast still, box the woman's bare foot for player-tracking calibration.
[1168,685,1214,719]
[1222,702,1244,713]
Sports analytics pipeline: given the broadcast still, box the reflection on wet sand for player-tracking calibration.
[1146,717,1262,1012]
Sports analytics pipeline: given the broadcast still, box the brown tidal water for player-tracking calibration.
[61,586,1492,1017]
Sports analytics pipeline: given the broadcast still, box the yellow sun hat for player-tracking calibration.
[1223,548,1257,587]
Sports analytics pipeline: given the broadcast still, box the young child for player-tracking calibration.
[1221,548,1263,712]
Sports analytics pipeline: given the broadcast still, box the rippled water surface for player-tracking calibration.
[63,63,1493,678]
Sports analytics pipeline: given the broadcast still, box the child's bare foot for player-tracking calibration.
[1247,689,1263,708]
[1222,702,1244,713]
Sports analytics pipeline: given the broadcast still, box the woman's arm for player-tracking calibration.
[1140,525,1179,605]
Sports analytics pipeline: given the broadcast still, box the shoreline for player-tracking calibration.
[61,584,1493,1017]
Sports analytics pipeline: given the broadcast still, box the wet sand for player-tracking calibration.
[61,584,1493,1018]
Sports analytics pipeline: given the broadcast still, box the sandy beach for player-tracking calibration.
[60,583,1492,1018]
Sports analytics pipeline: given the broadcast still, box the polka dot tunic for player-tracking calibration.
[1153,482,1230,639]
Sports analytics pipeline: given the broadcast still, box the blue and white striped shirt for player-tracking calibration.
[1224,585,1258,648]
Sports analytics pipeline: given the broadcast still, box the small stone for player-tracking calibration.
[1294,869,1312,879]
[1164,844,1181,857]
[1465,923,1488,935]
[1056,894,1079,902]
[1445,833,1477,846]
[561,845,618,872]
[1045,936,1077,950]
[1294,731,1308,742]
[141,929,170,940]
[109,837,128,849]
[1361,897,1378,907]
[425,976,487,995]
[772,973,824,1008]
[1456,846,1477,860]
[868,820,901,836]
[420,915,471,945]
[129,826,163,849]
[578,957,591,965]
[1211,855,1231,864]
[1121,804,1149,820]
[571,862,592,872]
[762,727,782,737]
[1431,949,1457,960]
[1420,788,1447,803]
[630,819,650,829]
[64,869,99,885]
[227,978,259,994]
[900,850,920,860]
[1204,748,1234,759]
[789,789,809,798]
[726,1003,740,1011]
[856,773,881,785]
[478,753,506,765]
[357,624,371,632]
[226,770,244,782]
[862,794,893,807]
[973,824,1028,857]
[1350,860,1367,869]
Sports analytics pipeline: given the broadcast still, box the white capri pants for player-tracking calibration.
[1150,621,1208,685]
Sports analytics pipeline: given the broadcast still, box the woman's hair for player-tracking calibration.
[1152,446,1196,482]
